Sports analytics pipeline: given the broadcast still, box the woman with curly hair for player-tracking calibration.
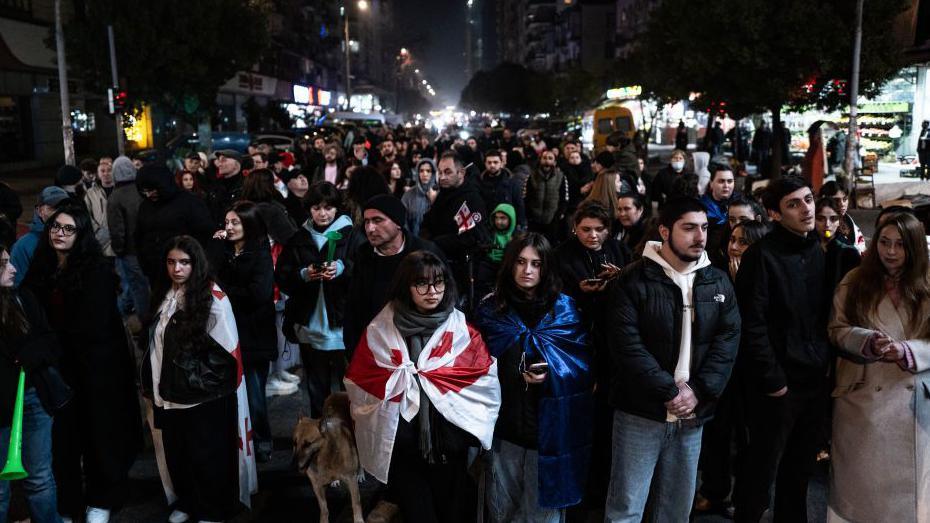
[23,202,141,523]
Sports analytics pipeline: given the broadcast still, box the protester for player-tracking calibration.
[475,202,517,302]
[209,202,277,463]
[23,203,141,523]
[241,168,298,245]
[733,177,830,522]
[401,158,438,236]
[477,149,526,230]
[135,165,214,282]
[584,170,621,228]
[827,212,930,522]
[0,244,65,523]
[142,235,256,523]
[344,251,501,523]
[700,165,737,226]
[726,195,766,230]
[474,233,593,520]
[604,197,740,522]
[649,149,689,208]
[277,168,310,226]
[275,182,354,418]
[524,149,568,240]
[819,181,865,253]
[106,156,149,324]
[343,195,442,355]
[615,192,647,254]
[54,165,83,197]
[83,161,115,257]
[10,187,69,287]
[814,197,861,291]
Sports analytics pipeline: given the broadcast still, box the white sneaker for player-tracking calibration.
[85,506,111,523]
[265,377,298,397]
[169,509,191,523]
[278,370,301,384]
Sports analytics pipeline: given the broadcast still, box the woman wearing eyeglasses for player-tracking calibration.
[22,202,141,523]
[345,250,501,523]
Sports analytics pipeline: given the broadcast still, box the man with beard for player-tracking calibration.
[375,139,405,178]
[312,143,343,186]
[605,197,740,522]
[478,149,526,231]
[524,149,569,241]
[207,149,245,224]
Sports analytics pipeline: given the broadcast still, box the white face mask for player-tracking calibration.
[671,160,685,172]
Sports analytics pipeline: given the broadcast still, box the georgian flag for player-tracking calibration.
[454,201,481,234]
[344,304,501,483]
[151,286,259,508]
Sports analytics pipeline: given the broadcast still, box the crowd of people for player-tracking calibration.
[0,123,928,523]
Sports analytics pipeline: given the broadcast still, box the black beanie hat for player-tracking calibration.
[594,151,616,169]
[363,194,406,228]
[55,164,82,186]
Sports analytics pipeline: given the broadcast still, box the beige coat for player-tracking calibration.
[829,270,930,522]
[84,185,114,257]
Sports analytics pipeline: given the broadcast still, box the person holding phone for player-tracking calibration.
[475,233,593,522]
[555,201,630,510]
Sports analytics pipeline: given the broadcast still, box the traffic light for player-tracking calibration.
[108,88,128,114]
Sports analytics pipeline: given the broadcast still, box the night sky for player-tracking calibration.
[395,0,466,107]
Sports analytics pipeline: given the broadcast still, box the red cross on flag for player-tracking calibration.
[454,201,481,234]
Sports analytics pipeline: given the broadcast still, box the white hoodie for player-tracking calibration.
[641,240,711,421]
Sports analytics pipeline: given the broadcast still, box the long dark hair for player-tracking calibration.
[242,168,282,203]
[226,201,267,247]
[0,244,29,338]
[843,212,930,336]
[25,202,104,294]
[494,233,561,313]
[387,250,457,312]
[149,235,215,344]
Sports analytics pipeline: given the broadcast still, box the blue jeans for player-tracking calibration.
[243,364,272,453]
[604,410,703,523]
[115,255,150,317]
[0,388,62,523]
[487,439,564,523]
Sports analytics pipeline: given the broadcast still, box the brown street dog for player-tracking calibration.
[293,392,364,523]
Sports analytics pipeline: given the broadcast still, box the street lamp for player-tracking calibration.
[343,0,369,111]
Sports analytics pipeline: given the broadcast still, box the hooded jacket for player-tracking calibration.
[275,214,354,346]
[107,164,142,257]
[693,152,711,195]
[608,242,740,424]
[135,165,214,281]
[488,203,516,262]
[10,212,45,287]
[401,158,437,236]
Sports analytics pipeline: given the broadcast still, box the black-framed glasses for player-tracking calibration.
[50,222,77,236]
[413,279,445,296]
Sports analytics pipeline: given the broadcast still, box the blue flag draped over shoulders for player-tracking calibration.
[474,293,593,509]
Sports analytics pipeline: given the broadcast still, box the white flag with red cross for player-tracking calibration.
[209,286,259,508]
[454,201,482,234]
[344,304,501,483]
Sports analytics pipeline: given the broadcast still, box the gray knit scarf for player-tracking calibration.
[392,300,452,464]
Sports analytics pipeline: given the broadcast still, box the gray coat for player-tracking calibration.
[106,182,142,256]
[829,270,930,522]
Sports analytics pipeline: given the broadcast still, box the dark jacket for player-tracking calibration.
[556,236,630,328]
[824,239,861,308]
[136,166,214,282]
[608,257,741,424]
[283,191,309,227]
[342,234,443,357]
[649,166,686,207]
[0,289,63,427]
[0,181,22,247]
[256,200,298,245]
[421,180,490,263]
[24,261,141,468]
[275,219,354,343]
[209,239,278,363]
[734,224,829,394]
[524,167,569,226]
[106,181,142,256]
[478,168,527,229]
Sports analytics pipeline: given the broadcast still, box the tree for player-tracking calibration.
[620,0,909,176]
[551,67,604,116]
[63,0,271,126]
[459,63,554,114]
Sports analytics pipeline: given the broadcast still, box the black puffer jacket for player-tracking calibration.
[734,224,829,394]
[607,257,740,424]
[209,239,278,363]
[136,165,214,282]
[274,220,354,344]
[477,168,526,229]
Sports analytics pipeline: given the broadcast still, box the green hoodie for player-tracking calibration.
[488,203,516,262]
